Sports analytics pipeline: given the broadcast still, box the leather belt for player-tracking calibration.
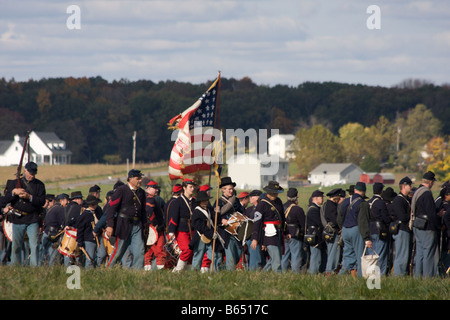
[12,209,31,216]
[118,213,140,223]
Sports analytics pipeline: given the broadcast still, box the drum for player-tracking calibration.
[146,225,158,246]
[58,227,80,258]
[164,235,182,258]
[2,219,13,242]
[102,230,115,256]
[225,212,253,242]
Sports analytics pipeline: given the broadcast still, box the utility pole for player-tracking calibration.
[132,131,137,168]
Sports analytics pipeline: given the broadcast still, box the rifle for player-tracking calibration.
[409,236,416,276]
[15,130,30,188]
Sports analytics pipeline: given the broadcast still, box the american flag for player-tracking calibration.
[168,75,220,180]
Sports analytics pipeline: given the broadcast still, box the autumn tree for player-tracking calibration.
[292,124,342,177]
[425,136,450,181]
[395,104,443,171]
[338,122,367,164]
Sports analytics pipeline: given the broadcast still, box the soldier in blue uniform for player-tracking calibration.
[77,195,102,269]
[306,190,326,274]
[244,189,263,270]
[41,193,69,266]
[322,188,343,275]
[337,182,372,277]
[106,169,147,270]
[190,191,222,271]
[216,177,243,271]
[281,188,306,273]
[412,171,441,277]
[251,181,285,272]
[2,162,46,266]
[368,182,391,275]
[390,177,413,276]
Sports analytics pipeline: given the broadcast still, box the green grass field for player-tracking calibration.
[1,164,448,302]
[1,266,449,300]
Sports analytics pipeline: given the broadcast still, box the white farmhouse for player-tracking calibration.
[308,163,363,186]
[227,153,289,190]
[0,131,72,166]
[268,134,295,160]
[0,135,31,166]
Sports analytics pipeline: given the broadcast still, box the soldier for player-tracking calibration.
[167,178,196,272]
[2,162,46,266]
[88,184,103,220]
[412,171,441,277]
[77,195,102,269]
[306,190,326,274]
[322,188,343,275]
[251,181,285,272]
[281,188,306,273]
[368,182,391,275]
[216,177,243,271]
[441,186,450,273]
[144,180,167,271]
[65,191,83,228]
[337,181,372,277]
[238,192,250,210]
[106,169,147,270]
[190,191,221,271]
[41,193,69,266]
[390,177,413,276]
[244,189,263,270]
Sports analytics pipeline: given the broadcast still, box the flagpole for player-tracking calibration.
[208,71,221,186]
[210,71,221,272]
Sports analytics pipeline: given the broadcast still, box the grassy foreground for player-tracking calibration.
[1,266,449,300]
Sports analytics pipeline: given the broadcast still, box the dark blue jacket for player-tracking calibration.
[77,208,96,246]
[368,195,391,235]
[43,203,65,234]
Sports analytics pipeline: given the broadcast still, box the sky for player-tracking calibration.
[1,0,449,87]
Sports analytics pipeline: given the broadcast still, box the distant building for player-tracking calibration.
[268,134,295,160]
[227,154,289,190]
[0,131,72,166]
[308,163,364,186]
[360,172,395,184]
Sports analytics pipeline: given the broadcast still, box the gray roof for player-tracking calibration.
[34,131,64,144]
[310,163,363,174]
[0,140,13,154]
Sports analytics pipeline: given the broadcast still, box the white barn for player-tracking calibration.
[227,154,289,190]
[308,163,363,186]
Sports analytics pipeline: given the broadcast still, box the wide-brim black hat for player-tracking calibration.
[85,194,102,206]
[195,191,212,203]
[219,177,236,188]
[263,181,284,194]
[422,171,436,181]
[70,191,83,200]
[382,187,397,202]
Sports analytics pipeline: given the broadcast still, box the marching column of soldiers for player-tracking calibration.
[1,161,449,278]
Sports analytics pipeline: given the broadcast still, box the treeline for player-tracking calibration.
[292,104,447,179]
[0,76,449,170]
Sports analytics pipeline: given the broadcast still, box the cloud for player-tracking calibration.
[0,0,448,87]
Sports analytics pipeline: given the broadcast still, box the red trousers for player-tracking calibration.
[145,234,167,266]
[176,231,193,263]
[201,253,211,268]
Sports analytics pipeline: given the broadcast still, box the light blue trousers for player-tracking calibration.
[108,225,145,270]
[11,222,40,266]
[340,226,364,276]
